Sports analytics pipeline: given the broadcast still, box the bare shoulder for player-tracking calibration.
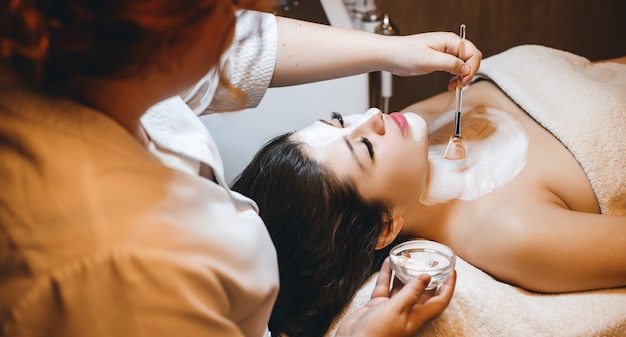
[401,81,502,124]
[400,89,454,124]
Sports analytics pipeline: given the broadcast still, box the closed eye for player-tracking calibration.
[318,112,345,128]
[361,137,374,158]
[331,112,344,127]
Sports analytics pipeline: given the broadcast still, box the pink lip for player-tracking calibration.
[389,112,408,136]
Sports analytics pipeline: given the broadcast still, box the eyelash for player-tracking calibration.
[329,112,373,158]
[331,112,344,127]
[361,137,374,158]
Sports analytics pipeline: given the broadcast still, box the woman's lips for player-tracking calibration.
[389,112,408,136]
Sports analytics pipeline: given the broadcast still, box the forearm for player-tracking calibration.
[270,17,482,88]
[270,16,387,87]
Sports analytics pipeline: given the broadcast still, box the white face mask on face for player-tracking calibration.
[404,113,428,145]
[298,108,382,147]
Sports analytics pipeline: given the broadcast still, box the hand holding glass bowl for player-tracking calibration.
[389,240,456,290]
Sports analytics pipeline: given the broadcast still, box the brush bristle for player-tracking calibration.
[444,137,466,160]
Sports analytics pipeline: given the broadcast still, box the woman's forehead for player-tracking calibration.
[297,121,345,147]
[296,111,371,147]
[343,114,362,123]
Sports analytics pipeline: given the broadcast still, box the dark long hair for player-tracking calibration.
[232,132,395,337]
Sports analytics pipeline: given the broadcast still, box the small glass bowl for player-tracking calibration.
[389,240,456,290]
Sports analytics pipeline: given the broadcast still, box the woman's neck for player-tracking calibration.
[400,200,450,239]
[422,106,528,204]
[402,105,530,239]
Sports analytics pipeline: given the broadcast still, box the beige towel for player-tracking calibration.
[330,257,626,337]
[477,45,626,215]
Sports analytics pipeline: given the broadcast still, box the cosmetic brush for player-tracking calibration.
[443,24,467,161]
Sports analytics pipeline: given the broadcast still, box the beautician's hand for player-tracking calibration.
[335,258,456,337]
[380,31,482,88]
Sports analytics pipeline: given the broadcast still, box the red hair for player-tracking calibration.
[0,0,273,91]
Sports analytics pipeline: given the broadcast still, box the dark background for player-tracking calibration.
[369,0,626,111]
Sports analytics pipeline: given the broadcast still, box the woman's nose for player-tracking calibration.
[352,108,385,135]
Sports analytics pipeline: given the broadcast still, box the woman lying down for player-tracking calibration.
[232,45,626,337]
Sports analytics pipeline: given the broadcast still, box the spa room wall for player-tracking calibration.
[371,0,626,112]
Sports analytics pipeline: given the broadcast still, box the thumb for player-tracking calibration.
[392,274,432,311]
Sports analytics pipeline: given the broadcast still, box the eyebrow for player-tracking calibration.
[343,135,366,170]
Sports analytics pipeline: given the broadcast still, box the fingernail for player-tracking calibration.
[461,64,470,75]
[418,274,431,285]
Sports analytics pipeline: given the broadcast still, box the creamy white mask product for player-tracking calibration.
[404,112,428,145]
[298,108,382,147]
[421,106,528,205]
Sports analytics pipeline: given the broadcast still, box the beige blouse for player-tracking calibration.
[0,10,280,337]
[0,86,279,337]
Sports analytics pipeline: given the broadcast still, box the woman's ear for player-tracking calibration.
[375,215,404,250]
